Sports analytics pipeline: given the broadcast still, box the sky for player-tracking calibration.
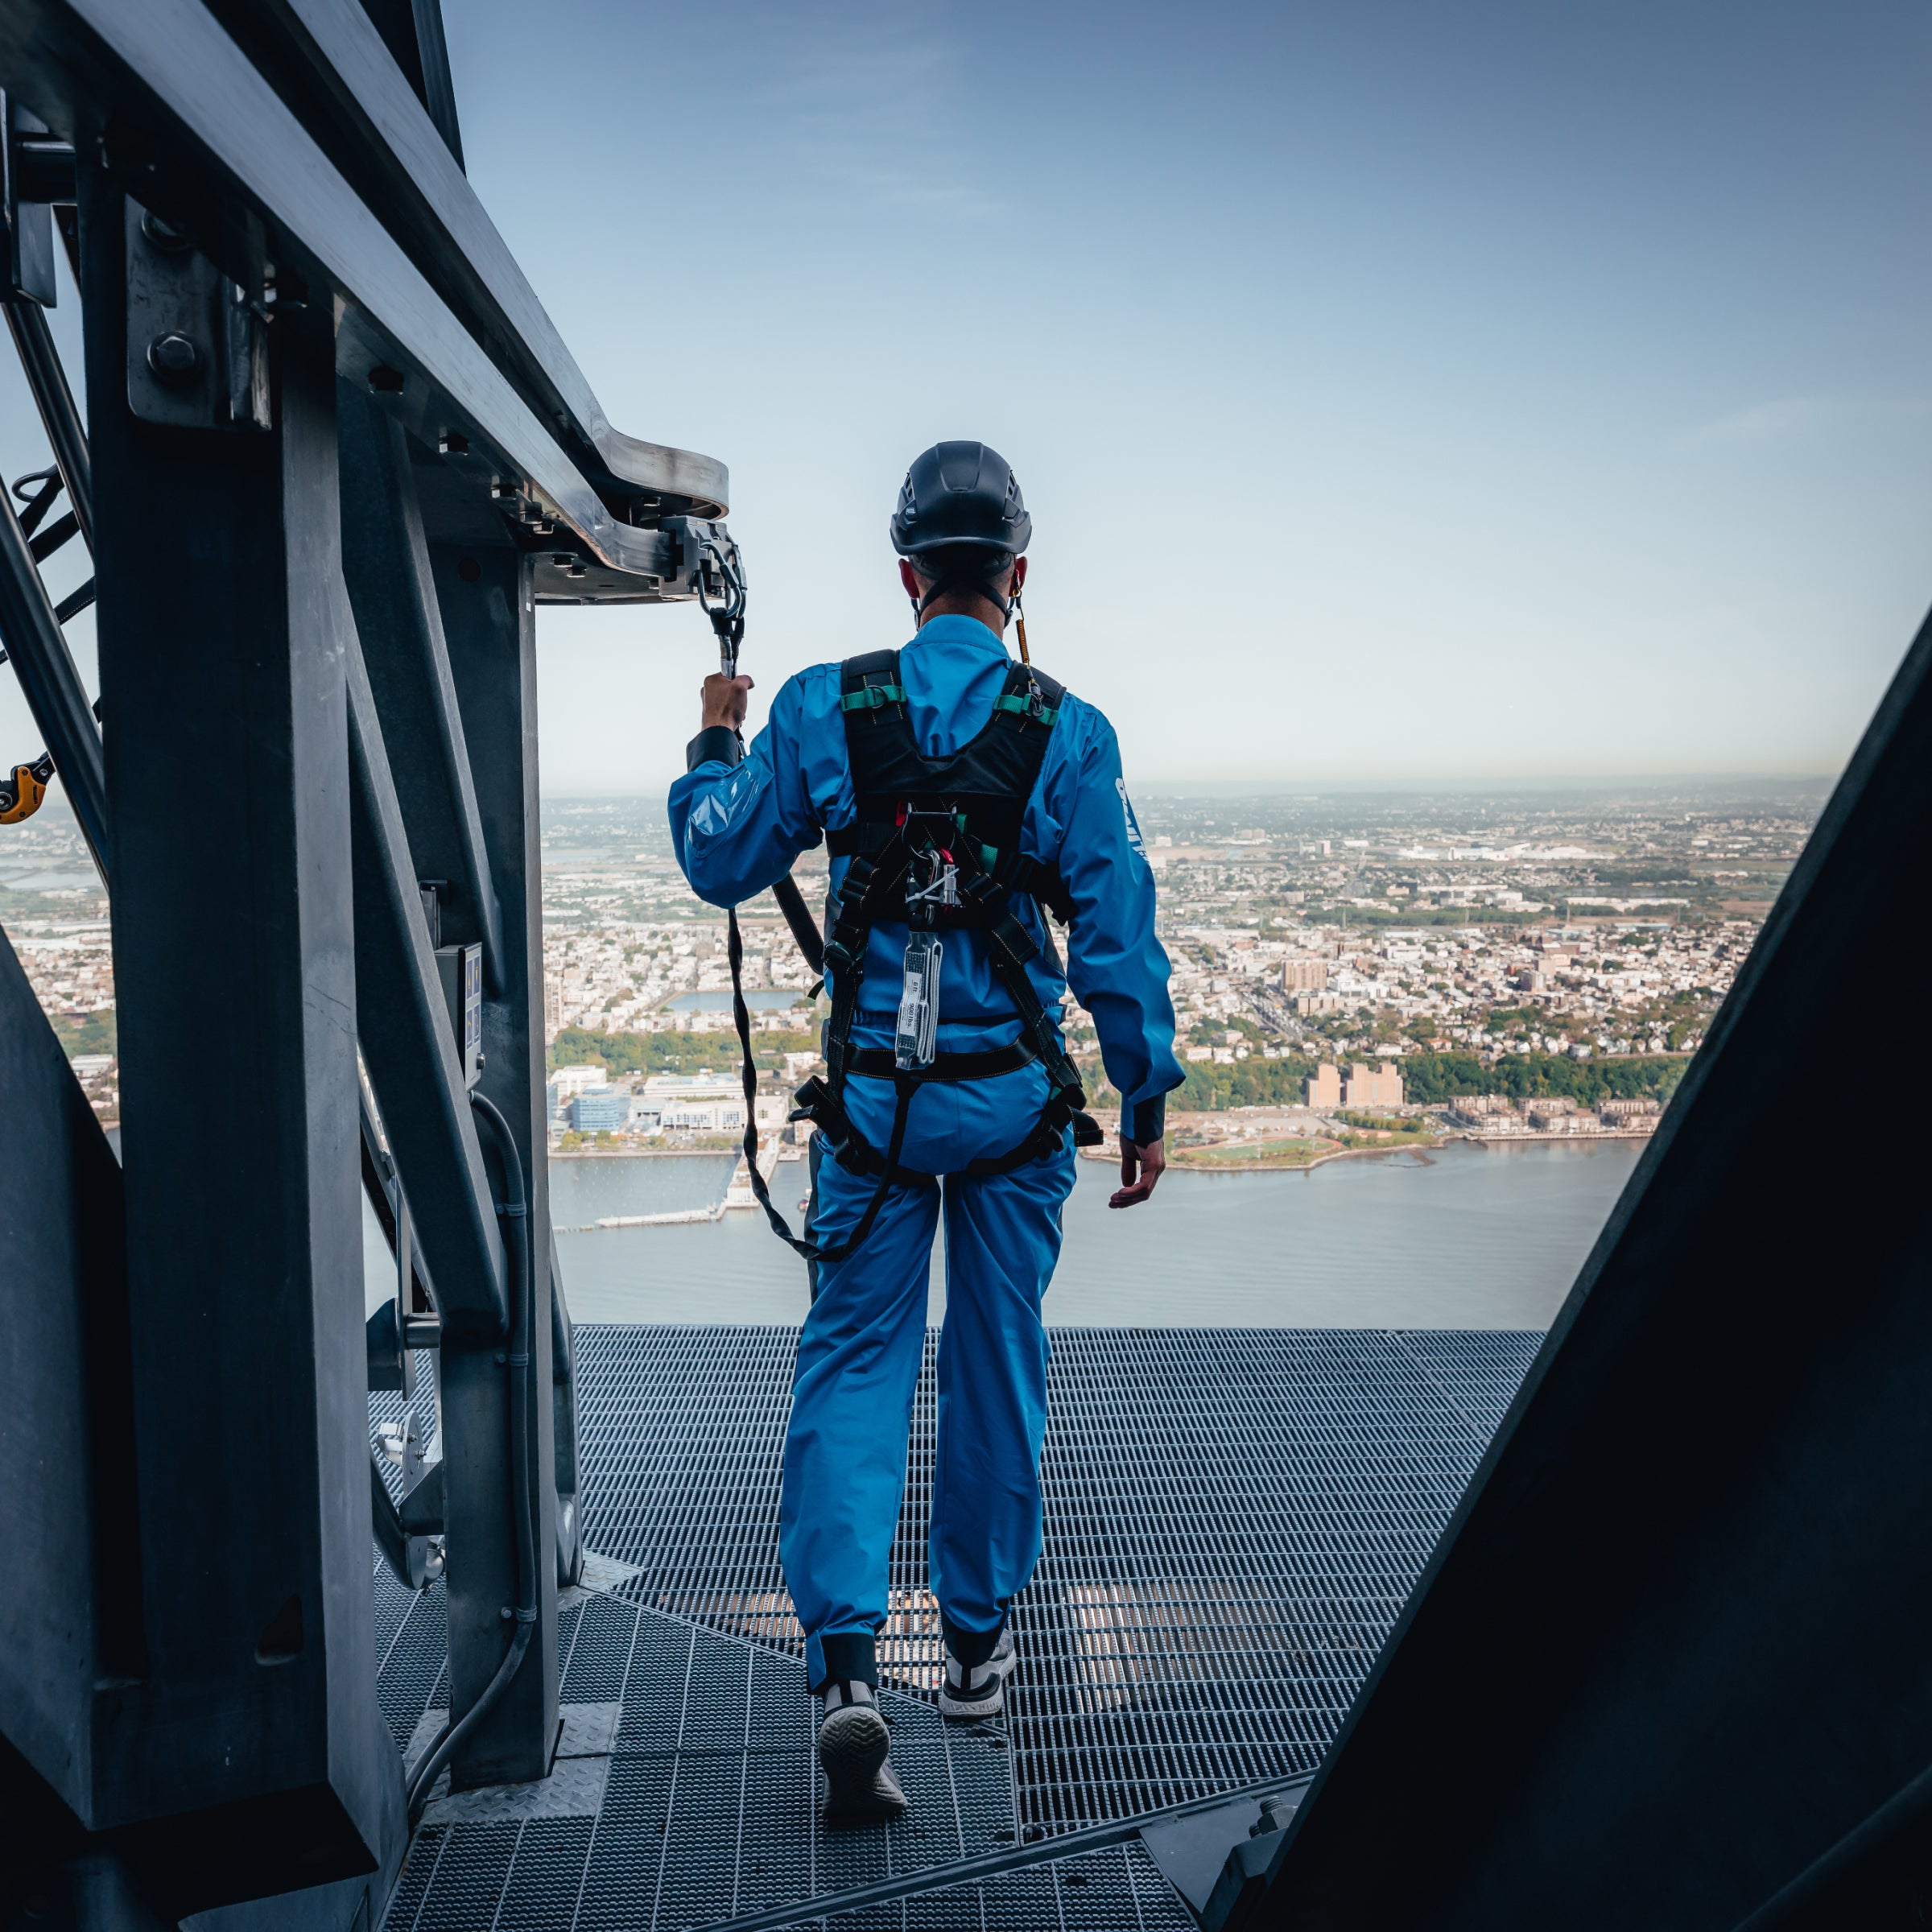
[2,0,1929,795]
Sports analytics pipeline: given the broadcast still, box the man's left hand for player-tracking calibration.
[1110,1136,1166,1208]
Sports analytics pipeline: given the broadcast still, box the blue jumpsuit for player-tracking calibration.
[668,613,1183,1686]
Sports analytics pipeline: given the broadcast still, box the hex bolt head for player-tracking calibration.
[146,332,200,384]
[140,210,192,254]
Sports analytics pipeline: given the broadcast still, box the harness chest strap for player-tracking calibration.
[730,646,1102,1269]
[816,652,1100,1162]
[825,819,1075,925]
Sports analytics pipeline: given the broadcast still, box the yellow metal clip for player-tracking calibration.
[0,756,52,824]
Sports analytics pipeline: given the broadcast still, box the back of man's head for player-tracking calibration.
[891,440,1031,620]
[910,541,1012,596]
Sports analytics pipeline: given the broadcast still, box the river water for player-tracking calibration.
[543,1138,1643,1330]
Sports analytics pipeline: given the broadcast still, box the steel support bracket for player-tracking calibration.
[1,94,57,305]
[124,200,269,432]
[397,1457,444,1536]
[1141,1789,1302,1930]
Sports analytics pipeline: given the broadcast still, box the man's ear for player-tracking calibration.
[1011,556,1028,595]
[898,558,924,601]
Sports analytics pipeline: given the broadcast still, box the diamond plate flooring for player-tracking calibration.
[376,1326,1540,1928]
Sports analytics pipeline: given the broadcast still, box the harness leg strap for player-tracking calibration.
[731,907,926,1266]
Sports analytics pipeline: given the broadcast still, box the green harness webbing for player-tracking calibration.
[728,651,1102,1269]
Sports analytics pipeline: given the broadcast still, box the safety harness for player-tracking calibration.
[732,648,1104,1265]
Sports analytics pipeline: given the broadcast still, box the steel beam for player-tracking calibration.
[352,0,464,167]
[0,920,141,1915]
[0,0,720,589]
[343,609,506,1340]
[77,167,398,1917]
[195,0,724,515]
[0,476,105,876]
[5,299,92,549]
[11,1854,172,1931]
[433,539,558,1790]
[1257,609,1932,1929]
[338,386,504,993]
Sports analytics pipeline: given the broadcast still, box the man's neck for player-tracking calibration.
[916,594,1007,636]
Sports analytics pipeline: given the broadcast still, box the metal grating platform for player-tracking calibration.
[375,1325,1540,1929]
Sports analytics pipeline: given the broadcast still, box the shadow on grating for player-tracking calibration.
[376,1325,1538,1929]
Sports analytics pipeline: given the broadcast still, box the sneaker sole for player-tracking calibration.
[937,1681,1005,1721]
[819,1705,907,1821]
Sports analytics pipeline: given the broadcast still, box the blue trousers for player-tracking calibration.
[782,1035,1075,1689]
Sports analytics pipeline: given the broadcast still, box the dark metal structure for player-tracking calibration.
[4,2,1930,1930]
[1243,615,1932,1930]
[0,2,730,1925]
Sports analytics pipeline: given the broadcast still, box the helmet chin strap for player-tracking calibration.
[912,570,1016,625]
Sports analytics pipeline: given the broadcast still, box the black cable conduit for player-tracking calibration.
[403,1089,539,1822]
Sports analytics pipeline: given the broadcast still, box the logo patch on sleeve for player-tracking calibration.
[1116,777,1147,859]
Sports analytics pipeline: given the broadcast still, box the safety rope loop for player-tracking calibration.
[733,902,932,1266]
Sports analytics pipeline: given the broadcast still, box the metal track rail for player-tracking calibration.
[700,1774,1315,1932]
[0,0,724,590]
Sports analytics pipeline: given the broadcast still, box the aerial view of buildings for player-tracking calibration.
[529,778,1811,1160]
[3,776,1816,1158]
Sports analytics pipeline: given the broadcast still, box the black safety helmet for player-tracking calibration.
[890,441,1031,569]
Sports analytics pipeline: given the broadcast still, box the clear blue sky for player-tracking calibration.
[2,0,1928,794]
[446,0,1932,788]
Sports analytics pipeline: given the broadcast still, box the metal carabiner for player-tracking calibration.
[694,532,748,675]
[905,846,959,914]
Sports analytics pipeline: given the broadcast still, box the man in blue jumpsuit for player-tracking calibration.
[668,442,1182,1822]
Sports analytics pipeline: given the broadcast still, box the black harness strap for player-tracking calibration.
[844,1037,1038,1081]
[729,910,923,1263]
[824,823,1075,925]
[729,646,1102,1269]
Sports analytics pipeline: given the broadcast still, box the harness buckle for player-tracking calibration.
[993,689,1059,728]
[839,681,908,713]
[905,845,959,914]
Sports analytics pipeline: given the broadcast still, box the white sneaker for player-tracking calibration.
[818,1678,909,1824]
[937,1624,1016,1720]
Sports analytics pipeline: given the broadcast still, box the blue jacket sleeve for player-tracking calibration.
[667,673,825,907]
[1047,700,1185,1143]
